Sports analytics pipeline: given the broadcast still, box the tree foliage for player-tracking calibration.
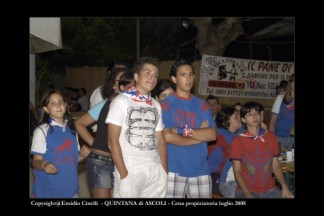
[35,18,137,103]
[34,18,203,104]
[39,18,137,73]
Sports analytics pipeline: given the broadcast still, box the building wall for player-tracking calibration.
[66,66,107,98]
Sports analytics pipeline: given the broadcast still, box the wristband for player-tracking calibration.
[177,127,184,135]
[41,161,48,170]
[183,127,193,137]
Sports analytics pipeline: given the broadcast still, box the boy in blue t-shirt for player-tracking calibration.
[161,59,216,198]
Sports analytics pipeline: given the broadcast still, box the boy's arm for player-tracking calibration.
[108,123,128,179]
[163,125,216,146]
[163,128,203,146]
[232,160,253,198]
[190,127,216,142]
[156,131,167,173]
[272,157,294,198]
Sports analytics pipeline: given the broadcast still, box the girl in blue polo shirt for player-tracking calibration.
[31,89,90,198]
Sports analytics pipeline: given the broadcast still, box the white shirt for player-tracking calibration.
[225,166,235,182]
[271,94,284,114]
[90,85,103,109]
[106,93,163,157]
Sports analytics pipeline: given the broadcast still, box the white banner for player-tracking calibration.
[199,55,294,99]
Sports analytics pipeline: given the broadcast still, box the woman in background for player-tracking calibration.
[269,74,295,151]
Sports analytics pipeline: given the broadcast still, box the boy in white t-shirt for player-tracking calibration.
[106,56,167,198]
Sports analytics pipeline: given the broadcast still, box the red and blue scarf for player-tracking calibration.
[125,86,152,105]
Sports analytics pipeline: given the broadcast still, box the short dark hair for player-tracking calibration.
[133,56,160,74]
[206,95,220,104]
[240,102,264,118]
[170,59,194,78]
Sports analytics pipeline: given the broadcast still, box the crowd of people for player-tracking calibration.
[30,57,295,199]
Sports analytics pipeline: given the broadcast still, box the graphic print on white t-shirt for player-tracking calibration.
[125,106,159,151]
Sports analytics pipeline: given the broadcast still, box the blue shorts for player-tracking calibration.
[86,153,114,190]
[219,180,237,198]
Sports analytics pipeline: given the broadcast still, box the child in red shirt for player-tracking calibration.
[230,102,294,198]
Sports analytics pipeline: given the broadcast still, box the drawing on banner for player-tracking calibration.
[229,64,238,81]
[218,65,227,80]
[199,55,294,99]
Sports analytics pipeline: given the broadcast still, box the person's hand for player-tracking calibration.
[244,193,253,198]
[43,161,58,174]
[120,170,128,180]
[282,187,295,198]
[80,145,91,157]
[243,190,253,198]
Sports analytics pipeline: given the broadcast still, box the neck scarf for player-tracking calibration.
[239,127,267,143]
[125,86,152,105]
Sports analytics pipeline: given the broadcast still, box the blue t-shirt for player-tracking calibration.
[161,93,215,177]
[88,99,107,121]
[275,101,294,137]
[31,124,79,198]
